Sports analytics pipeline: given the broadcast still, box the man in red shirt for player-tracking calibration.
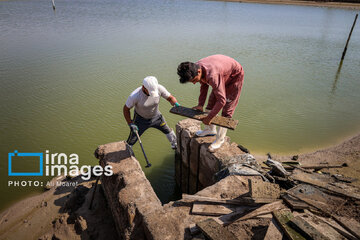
[177,54,244,151]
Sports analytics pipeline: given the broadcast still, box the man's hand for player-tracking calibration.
[129,123,138,132]
[192,105,203,112]
[201,115,213,125]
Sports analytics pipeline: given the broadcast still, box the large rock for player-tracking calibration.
[175,119,248,193]
[95,141,162,240]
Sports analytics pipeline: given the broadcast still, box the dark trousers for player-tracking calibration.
[127,111,171,146]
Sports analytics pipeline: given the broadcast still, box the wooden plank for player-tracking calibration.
[238,200,285,222]
[249,179,280,199]
[170,106,238,130]
[287,191,359,240]
[332,216,360,239]
[191,202,233,216]
[214,206,255,226]
[182,194,277,206]
[281,194,309,210]
[273,209,306,240]
[298,210,350,240]
[264,218,283,240]
[291,169,360,200]
[314,215,357,240]
[196,218,237,240]
[284,164,346,171]
[254,213,273,219]
[290,216,330,240]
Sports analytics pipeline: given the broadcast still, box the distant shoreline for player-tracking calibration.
[207,0,360,9]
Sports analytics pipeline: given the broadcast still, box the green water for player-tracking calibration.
[1,0,360,211]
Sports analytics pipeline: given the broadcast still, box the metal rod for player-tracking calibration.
[134,130,152,168]
[341,13,358,61]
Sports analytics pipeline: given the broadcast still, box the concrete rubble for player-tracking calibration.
[94,118,360,240]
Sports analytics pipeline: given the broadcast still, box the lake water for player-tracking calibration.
[1,0,359,211]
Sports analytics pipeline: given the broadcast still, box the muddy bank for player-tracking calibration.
[208,0,360,9]
[254,132,360,187]
[0,176,118,240]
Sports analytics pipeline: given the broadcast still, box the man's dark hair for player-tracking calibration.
[177,62,200,84]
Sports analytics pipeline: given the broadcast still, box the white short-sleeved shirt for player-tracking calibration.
[125,85,171,119]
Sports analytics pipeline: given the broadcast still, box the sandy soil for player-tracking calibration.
[208,0,360,9]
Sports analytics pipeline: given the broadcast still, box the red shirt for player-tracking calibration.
[197,55,244,119]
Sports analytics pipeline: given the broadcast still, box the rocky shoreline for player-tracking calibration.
[0,119,359,239]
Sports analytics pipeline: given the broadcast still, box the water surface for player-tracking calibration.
[1,0,360,211]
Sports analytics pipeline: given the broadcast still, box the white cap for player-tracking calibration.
[143,76,159,97]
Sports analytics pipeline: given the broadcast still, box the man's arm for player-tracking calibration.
[166,95,178,106]
[198,83,209,107]
[123,105,132,125]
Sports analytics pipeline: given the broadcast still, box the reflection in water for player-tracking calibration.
[332,59,343,94]
[331,13,358,95]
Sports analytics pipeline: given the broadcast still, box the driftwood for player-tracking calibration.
[169,106,238,130]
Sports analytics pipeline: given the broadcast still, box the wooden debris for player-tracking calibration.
[254,213,273,219]
[182,194,276,205]
[273,209,306,240]
[238,200,285,221]
[299,210,351,240]
[264,218,283,240]
[290,216,330,240]
[332,216,360,239]
[314,214,358,240]
[281,194,309,210]
[192,202,235,216]
[286,184,343,214]
[291,169,360,200]
[283,163,346,171]
[287,189,359,239]
[249,179,280,199]
[196,218,237,240]
[332,174,358,183]
[170,106,238,130]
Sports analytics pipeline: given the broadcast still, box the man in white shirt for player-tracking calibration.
[123,76,179,149]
